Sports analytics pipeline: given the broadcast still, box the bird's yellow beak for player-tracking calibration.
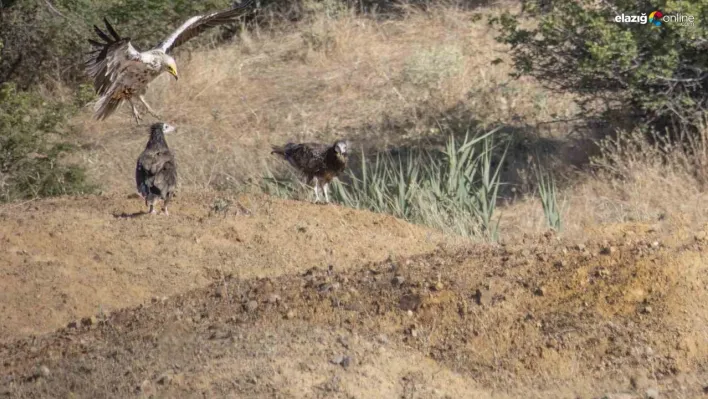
[168,66,179,80]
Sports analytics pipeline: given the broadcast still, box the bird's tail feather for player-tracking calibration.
[271,146,286,157]
[94,95,122,120]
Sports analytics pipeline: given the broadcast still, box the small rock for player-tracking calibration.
[34,366,50,378]
[391,275,405,286]
[433,281,444,291]
[377,334,389,345]
[399,294,422,311]
[643,305,653,314]
[267,294,281,304]
[534,287,546,296]
[286,310,296,319]
[694,231,707,242]
[330,355,352,369]
[156,373,172,385]
[645,388,659,399]
[601,246,617,255]
[474,288,492,306]
[576,243,586,251]
[215,285,227,298]
[341,356,352,369]
[81,316,97,327]
[245,300,258,313]
[651,241,660,248]
[406,310,413,317]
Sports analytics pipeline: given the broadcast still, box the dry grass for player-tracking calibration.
[70,3,574,193]
[67,1,708,243]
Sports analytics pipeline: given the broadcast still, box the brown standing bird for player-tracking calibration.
[271,140,349,203]
[136,122,178,215]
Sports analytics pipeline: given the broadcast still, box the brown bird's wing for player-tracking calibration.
[281,143,330,174]
[156,0,255,54]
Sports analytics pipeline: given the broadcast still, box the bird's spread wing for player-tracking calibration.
[86,17,142,95]
[156,0,255,54]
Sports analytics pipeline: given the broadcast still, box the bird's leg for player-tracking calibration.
[139,95,161,119]
[312,178,321,203]
[323,182,330,203]
[128,99,142,125]
[148,198,157,214]
[163,195,170,216]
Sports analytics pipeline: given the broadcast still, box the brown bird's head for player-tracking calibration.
[333,140,349,163]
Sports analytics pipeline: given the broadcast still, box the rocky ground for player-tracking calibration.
[1,194,708,398]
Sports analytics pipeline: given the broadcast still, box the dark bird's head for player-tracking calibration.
[333,140,349,162]
[147,122,176,146]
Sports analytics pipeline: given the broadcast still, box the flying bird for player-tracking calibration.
[136,122,178,215]
[271,140,350,203]
[85,0,254,123]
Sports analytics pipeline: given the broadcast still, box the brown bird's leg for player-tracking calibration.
[128,98,142,125]
[139,95,161,119]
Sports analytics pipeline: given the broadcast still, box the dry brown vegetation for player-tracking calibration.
[3,1,708,398]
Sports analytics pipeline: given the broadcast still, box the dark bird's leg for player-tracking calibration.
[128,98,142,125]
[139,95,161,119]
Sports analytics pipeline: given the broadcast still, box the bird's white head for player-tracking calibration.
[151,122,176,134]
[334,140,349,159]
[162,54,179,80]
[161,122,176,133]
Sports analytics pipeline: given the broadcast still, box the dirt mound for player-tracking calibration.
[2,216,707,398]
[0,193,456,342]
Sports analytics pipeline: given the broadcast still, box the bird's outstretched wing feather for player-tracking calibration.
[85,17,142,95]
[156,0,255,53]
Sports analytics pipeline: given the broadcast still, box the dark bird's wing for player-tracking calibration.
[155,0,255,54]
[273,143,329,174]
[86,18,142,96]
[136,150,177,198]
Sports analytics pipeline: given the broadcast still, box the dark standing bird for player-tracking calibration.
[271,140,349,203]
[85,0,255,123]
[136,122,178,215]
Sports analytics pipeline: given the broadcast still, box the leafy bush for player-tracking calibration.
[0,83,94,202]
[491,0,708,132]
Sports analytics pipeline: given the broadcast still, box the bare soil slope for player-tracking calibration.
[1,196,708,398]
[0,193,455,342]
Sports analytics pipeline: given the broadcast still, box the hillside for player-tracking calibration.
[1,195,708,398]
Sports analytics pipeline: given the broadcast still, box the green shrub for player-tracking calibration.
[0,83,94,202]
[490,0,708,132]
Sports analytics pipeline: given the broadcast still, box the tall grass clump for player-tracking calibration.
[533,162,562,231]
[330,127,509,239]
